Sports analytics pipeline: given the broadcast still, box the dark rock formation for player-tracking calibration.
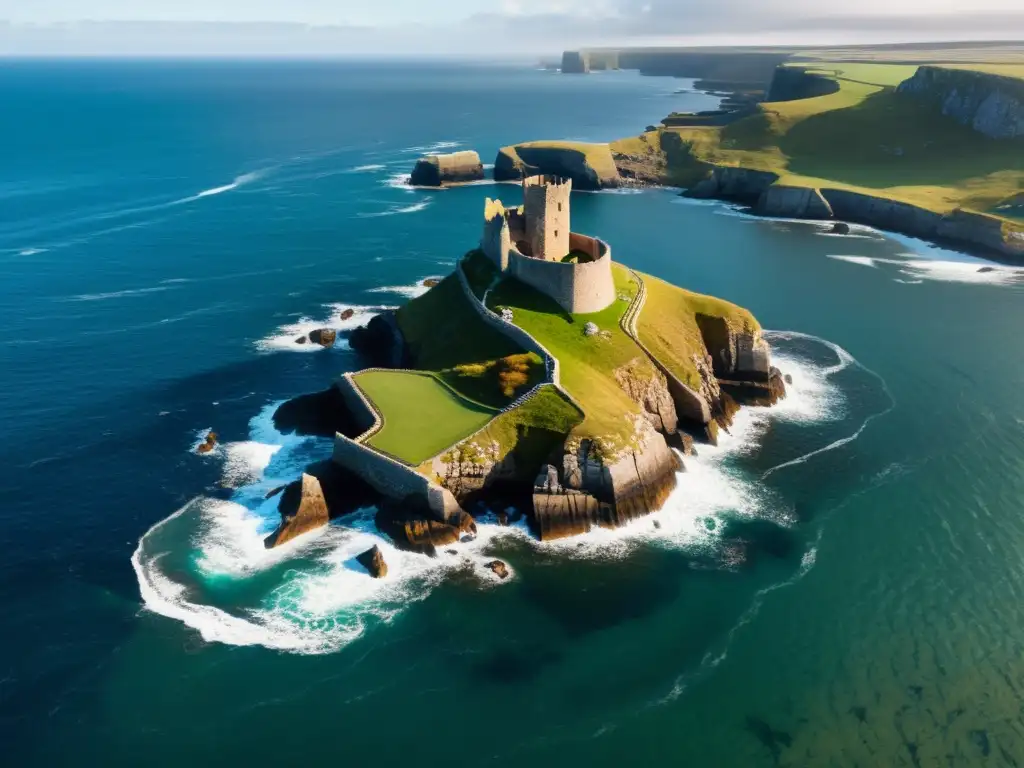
[409,151,485,187]
[532,422,682,541]
[756,185,833,220]
[766,66,840,102]
[308,328,336,347]
[897,66,1024,139]
[195,430,218,455]
[264,461,377,548]
[561,51,589,74]
[339,308,355,321]
[273,384,363,438]
[295,336,308,345]
[485,560,510,579]
[695,313,786,411]
[422,278,441,288]
[830,222,851,235]
[263,473,329,548]
[357,545,388,578]
[494,143,620,190]
[687,166,779,204]
[375,495,477,556]
[349,310,407,367]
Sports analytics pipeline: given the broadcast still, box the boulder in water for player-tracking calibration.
[339,308,355,321]
[196,431,218,455]
[356,545,388,578]
[830,222,851,235]
[308,328,336,347]
[295,336,308,345]
[422,278,441,288]
[485,560,510,580]
[263,473,330,548]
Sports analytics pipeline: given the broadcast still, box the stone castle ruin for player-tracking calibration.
[481,174,616,314]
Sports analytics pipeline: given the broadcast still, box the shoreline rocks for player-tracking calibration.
[308,328,336,347]
[349,310,407,367]
[357,545,388,578]
[485,560,510,579]
[195,430,218,455]
[263,473,330,548]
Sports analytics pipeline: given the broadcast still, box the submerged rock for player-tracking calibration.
[422,278,441,288]
[264,473,329,548]
[830,222,851,235]
[295,336,308,345]
[357,545,388,579]
[339,308,355,321]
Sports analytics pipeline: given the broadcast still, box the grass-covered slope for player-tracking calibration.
[355,370,497,465]
[614,61,1024,218]
[486,263,652,451]
[395,272,543,407]
[636,273,760,391]
[494,141,620,189]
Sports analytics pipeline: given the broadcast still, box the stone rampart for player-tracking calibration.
[507,234,616,314]
[335,374,380,440]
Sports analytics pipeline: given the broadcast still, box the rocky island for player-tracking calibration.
[268,175,786,562]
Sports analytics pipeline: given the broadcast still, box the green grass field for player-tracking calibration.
[355,370,498,465]
[636,273,760,391]
[498,141,620,184]
[487,264,651,451]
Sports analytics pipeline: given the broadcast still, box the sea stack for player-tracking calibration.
[409,150,484,187]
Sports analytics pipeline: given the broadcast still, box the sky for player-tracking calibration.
[1,0,1023,56]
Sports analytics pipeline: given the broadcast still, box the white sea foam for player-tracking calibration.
[136,332,854,654]
[827,253,1022,285]
[350,164,386,173]
[827,254,880,268]
[18,247,47,256]
[62,285,178,302]
[357,200,431,217]
[367,281,435,299]
[188,171,264,202]
[400,140,462,154]
[255,303,390,353]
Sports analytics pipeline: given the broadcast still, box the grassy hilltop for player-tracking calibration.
[609,53,1024,223]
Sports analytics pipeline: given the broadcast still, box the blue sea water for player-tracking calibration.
[2,59,1024,766]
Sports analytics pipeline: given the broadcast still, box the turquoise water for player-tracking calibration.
[3,60,1024,766]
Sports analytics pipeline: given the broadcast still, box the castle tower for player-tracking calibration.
[523,175,571,261]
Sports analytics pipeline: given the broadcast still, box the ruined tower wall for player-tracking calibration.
[524,175,572,261]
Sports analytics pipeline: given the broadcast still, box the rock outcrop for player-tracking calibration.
[308,328,336,347]
[531,422,681,541]
[561,51,589,74]
[896,66,1024,139]
[375,495,477,556]
[349,310,407,367]
[756,185,833,220]
[485,560,510,579]
[409,151,485,187]
[614,359,679,435]
[687,166,779,204]
[494,142,620,190]
[273,385,363,439]
[357,545,388,578]
[695,313,786,412]
[766,66,840,102]
[263,473,330,548]
[264,461,377,548]
[195,430,218,454]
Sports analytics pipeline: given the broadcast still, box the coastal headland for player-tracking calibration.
[268,177,787,561]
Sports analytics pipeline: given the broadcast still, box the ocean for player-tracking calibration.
[2,59,1023,766]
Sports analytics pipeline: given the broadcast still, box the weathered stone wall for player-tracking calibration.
[331,435,462,521]
[508,235,616,314]
[334,374,379,439]
[524,174,572,260]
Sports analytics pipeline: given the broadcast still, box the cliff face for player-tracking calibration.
[687,166,779,204]
[561,51,589,74]
[897,66,1024,139]
[349,310,407,367]
[409,151,484,187]
[494,142,620,190]
[766,67,840,103]
[756,185,833,220]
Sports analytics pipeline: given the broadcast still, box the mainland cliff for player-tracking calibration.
[897,66,1024,140]
[494,141,621,190]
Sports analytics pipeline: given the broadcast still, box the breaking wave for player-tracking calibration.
[356,200,431,217]
[827,253,1023,285]
[134,332,877,654]
[255,303,392,353]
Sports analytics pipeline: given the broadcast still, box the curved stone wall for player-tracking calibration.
[508,233,615,314]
